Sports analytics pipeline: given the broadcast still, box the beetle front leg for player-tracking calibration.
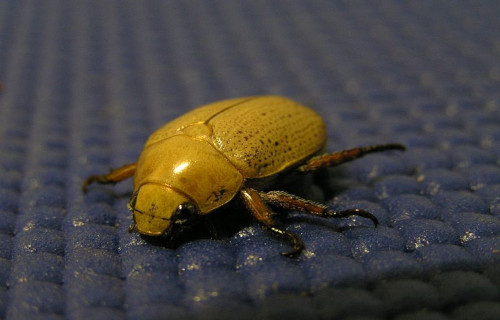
[82,163,137,193]
[297,143,406,174]
[240,188,304,257]
[258,190,378,226]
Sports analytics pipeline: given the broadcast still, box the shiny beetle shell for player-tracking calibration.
[132,96,326,234]
[144,96,326,177]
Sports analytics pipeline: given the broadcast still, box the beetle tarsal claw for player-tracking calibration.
[326,208,379,226]
[268,226,304,257]
[281,247,302,258]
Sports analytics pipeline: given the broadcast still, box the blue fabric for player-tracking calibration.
[0,1,499,319]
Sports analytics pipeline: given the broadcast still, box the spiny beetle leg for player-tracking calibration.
[82,163,137,194]
[259,190,378,226]
[298,143,406,173]
[241,188,305,257]
[259,190,326,215]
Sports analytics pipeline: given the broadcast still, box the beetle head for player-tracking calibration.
[128,184,197,236]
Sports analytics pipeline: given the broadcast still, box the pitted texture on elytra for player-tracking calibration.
[145,96,326,177]
[1,1,500,319]
[145,97,251,146]
[210,96,325,177]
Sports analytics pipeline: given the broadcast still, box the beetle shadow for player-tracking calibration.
[310,166,361,200]
[139,200,255,250]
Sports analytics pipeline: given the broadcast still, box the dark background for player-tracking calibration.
[0,1,499,319]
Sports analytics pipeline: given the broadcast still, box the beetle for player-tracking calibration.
[83,96,405,256]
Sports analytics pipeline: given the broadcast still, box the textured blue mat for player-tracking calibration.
[1,1,500,319]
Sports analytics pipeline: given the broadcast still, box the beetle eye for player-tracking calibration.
[173,202,196,225]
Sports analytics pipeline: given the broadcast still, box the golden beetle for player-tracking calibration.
[83,96,405,256]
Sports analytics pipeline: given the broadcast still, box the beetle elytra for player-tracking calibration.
[83,96,405,256]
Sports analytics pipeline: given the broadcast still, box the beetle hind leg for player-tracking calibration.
[240,188,304,257]
[297,143,405,174]
[267,226,304,258]
[258,190,378,226]
[82,163,137,193]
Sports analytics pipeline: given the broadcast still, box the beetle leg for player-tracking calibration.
[258,190,378,226]
[82,163,137,193]
[240,188,304,257]
[297,143,406,174]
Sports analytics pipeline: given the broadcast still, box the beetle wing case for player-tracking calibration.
[145,96,327,179]
[207,96,326,178]
[145,97,253,147]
